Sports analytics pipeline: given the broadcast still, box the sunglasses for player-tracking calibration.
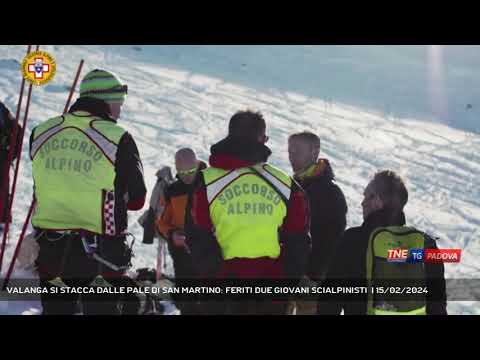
[177,167,198,177]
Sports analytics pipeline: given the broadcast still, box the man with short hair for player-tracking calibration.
[319,170,447,315]
[156,148,206,314]
[288,131,347,282]
[287,131,347,314]
[185,110,311,315]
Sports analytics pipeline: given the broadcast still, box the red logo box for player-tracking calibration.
[424,249,461,263]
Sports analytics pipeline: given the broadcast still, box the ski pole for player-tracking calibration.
[63,59,84,114]
[156,239,163,279]
[0,45,33,273]
[1,56,36,262]
[8,46,42,218]
[2,58,84,289]
[1,199,34,290]
[0,45,39,268]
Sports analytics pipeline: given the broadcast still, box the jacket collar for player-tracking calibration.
[68,97,116,122]
[294,158,335,183]
[209,136,272,170]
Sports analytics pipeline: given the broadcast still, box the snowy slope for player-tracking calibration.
[0,45,479,315]
[115,45,480,134]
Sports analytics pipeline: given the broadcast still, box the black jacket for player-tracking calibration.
[318,208,448,315]
[0,101,22,163]
[159,160,208,242]
[164,161,207,206]
[29,97,147,234]
[0,101,23,223]
[295,159,347,281]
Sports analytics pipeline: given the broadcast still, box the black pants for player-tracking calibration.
[35,232,138,315]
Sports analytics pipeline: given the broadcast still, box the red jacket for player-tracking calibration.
[185,136,311,280]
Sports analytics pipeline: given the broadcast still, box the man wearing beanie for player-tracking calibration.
[29,69,147,315]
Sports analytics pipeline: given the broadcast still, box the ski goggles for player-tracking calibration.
[177,166,198,177]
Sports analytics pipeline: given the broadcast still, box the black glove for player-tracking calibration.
[141,207,156,244]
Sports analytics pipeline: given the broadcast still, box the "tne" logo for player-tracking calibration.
[387,249,408,262]
[387,248,461,263]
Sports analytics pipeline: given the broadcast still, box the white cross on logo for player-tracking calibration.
[28,58,50,79]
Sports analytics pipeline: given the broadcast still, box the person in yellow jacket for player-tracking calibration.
[30,69,146,315]
[185,110,311,315]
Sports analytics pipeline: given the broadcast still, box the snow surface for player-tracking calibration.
[0,45,478,314]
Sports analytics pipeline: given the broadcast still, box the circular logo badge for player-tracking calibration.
[21,50,56,86]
